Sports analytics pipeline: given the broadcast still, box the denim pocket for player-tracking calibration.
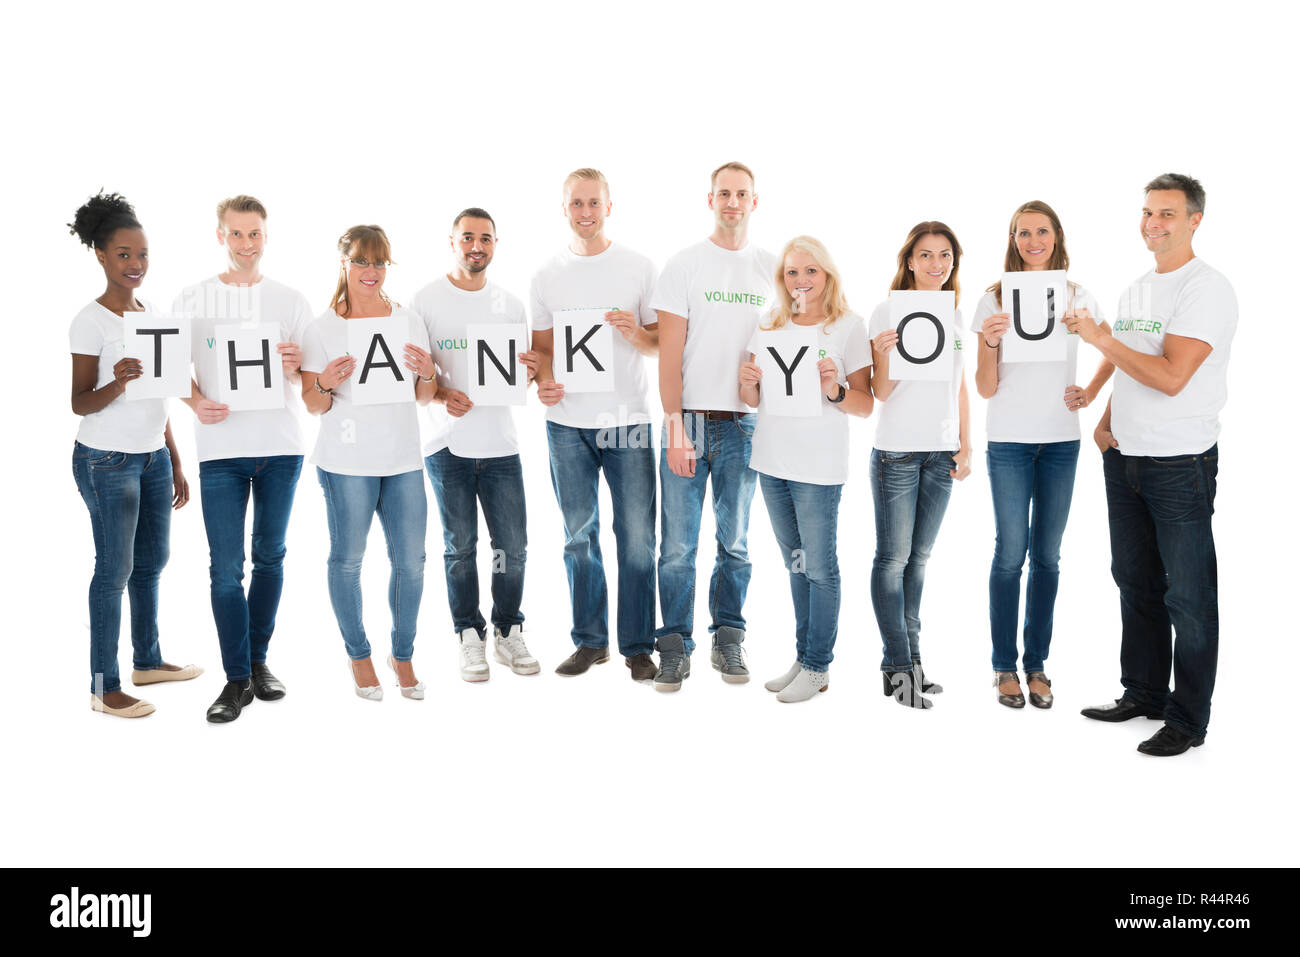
[881,450,914,463]
[1146,454,1196,466]
[89,450,128,471]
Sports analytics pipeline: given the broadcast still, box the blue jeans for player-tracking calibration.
[1103,446,1219,739]
[546,422,656,656]
[986,440,1079,673]
[870,448,954,672]
[198,455,303,681]
[759,474,842,672]
[424,449,526,637]
[71,442,171,694]
[316,468,427,661]
[657,412,757,654]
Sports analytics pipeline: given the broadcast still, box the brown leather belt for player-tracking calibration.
[683,409,738,420]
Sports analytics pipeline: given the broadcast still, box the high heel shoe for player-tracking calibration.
[1025,671,1053,709]
[914,660,943,694]
[350,659,383,701]
[387,655,425,700]
[883,669,933,709]
[994,671,1025,709]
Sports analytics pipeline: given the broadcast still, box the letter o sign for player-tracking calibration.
[895,312,945,364]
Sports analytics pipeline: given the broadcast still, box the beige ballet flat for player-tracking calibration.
[90,694,156,718]
[131,664,204,685]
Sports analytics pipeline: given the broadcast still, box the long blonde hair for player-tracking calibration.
[329,225,395,317]
[890,221,962,306]
[763,235,851,333]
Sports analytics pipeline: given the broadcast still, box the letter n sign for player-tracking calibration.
[347,314,415,406]
[556,308,615,393]
[1001,270,1068,363]
[466,323,528,406]
[887,290,953,381]
[215,322,285,411]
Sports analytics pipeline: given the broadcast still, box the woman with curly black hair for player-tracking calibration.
[69,191,201,718]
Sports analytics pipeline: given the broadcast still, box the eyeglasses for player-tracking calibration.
[348,258,390,269]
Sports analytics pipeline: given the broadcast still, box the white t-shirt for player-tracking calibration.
[530,243,658,429]
[173,276,313,463]
[869,300,965,452]
[411,276,526,458]
[652,239,777,412]
[1110,257,1236,456]
[300,307,430,477]
[972,283,1103,444]
[69,299,168,454]
[746,313,872,485]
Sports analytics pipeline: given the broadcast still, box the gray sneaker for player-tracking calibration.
[711,626,749,684]
[654,634,691,693]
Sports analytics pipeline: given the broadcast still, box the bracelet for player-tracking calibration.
[314,379,334,396]
[419,372,435,383]
[827,384,847,404]
[983,337,998,349]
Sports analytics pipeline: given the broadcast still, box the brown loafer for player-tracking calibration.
[625,654,657,682]
[555,646,610,677]
[1025,672,1054,709]
[995,671,1025,709]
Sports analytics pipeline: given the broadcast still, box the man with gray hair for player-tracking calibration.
[1066,173,1236,756]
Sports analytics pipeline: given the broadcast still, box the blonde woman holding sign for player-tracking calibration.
[300,225,436,701]
[868,222,971,709]
[973,201,1113,709]
[68,192,199,718]
[739,237,873,702]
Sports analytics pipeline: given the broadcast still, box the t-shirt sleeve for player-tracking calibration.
[289,292,314,344]
[1170,271,1235,348]
[300,320,327,374]
[843,317,872,374]
[744,328,760,358]
[529,274,553,332]
[867,301,890,338]
[407,309,431,351]
[69,311,102,356]
[638,257,658,327]
[650,254,690,319]
[972,291,997,332]
[508,294,531,347]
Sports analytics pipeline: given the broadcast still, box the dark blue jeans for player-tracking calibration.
[1103,445,1219,739]
[759,474,842,672]
[71,442,171,694]
[656,413,757,654]
[198,455,303,681]
[546,422,656,657]
[424,449,526,637]
[987,440,1079,673]
[870,448,954,672]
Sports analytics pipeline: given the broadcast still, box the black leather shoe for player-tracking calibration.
[1079,697,1163,722]
[1137,724,1205,757]
[251,663,286,701]
[554,645,610,676]
[206,680,254,723]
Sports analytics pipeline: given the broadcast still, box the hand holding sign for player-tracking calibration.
[980,312,1011,348]
[605,309,638,342]
[887,291,954,381]
[278,342,302,376]
[1001,270,1067,363]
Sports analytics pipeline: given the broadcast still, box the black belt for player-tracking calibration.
[683,409,739,420]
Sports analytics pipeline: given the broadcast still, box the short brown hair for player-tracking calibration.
[563,168,609,199]
[216,194,268,226]
[710,161,755,190]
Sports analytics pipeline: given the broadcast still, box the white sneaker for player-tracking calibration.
[459,628,490,682]
[776,667,829,703]
[493,625,540,676]
[764,661,802,693]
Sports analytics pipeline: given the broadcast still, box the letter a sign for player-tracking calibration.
[347,315,414,406]
[887,290,954,382]
[1000,270,1068,363]
[555,308,615,393]
[466,322,528,406]
[215,322,285,411]
[754,326,822,417]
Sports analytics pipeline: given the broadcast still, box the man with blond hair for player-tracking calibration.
[174,195,313,723]
[532,168,661,682]
[650,162,776,692]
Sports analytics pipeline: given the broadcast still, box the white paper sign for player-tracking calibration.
[125,313,191,400]
[554,309,615,393]
[755,326,822,418]
[1001,270,1068,363]
[214,322,285,411]
[888,290,954,382]
[466,323,528,406]
[347,315,414,406]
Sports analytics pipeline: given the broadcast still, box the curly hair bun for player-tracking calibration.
[68,191,141,249]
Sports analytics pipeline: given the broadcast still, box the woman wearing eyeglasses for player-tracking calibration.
[301,225,436,700]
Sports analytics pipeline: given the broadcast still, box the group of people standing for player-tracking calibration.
[67,163,1234,758]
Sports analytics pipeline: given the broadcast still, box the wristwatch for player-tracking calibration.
[827,384,847,404]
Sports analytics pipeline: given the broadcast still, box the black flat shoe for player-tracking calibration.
[206,680,254,723]
[1025,671,1053,709]
[251,663,286,701]
[1137,724,1205,757]
[1080,697,1163,722]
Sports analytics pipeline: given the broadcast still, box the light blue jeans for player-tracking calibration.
[316,468,427,661]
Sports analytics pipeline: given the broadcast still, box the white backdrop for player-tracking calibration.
[4,0,1294,868]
